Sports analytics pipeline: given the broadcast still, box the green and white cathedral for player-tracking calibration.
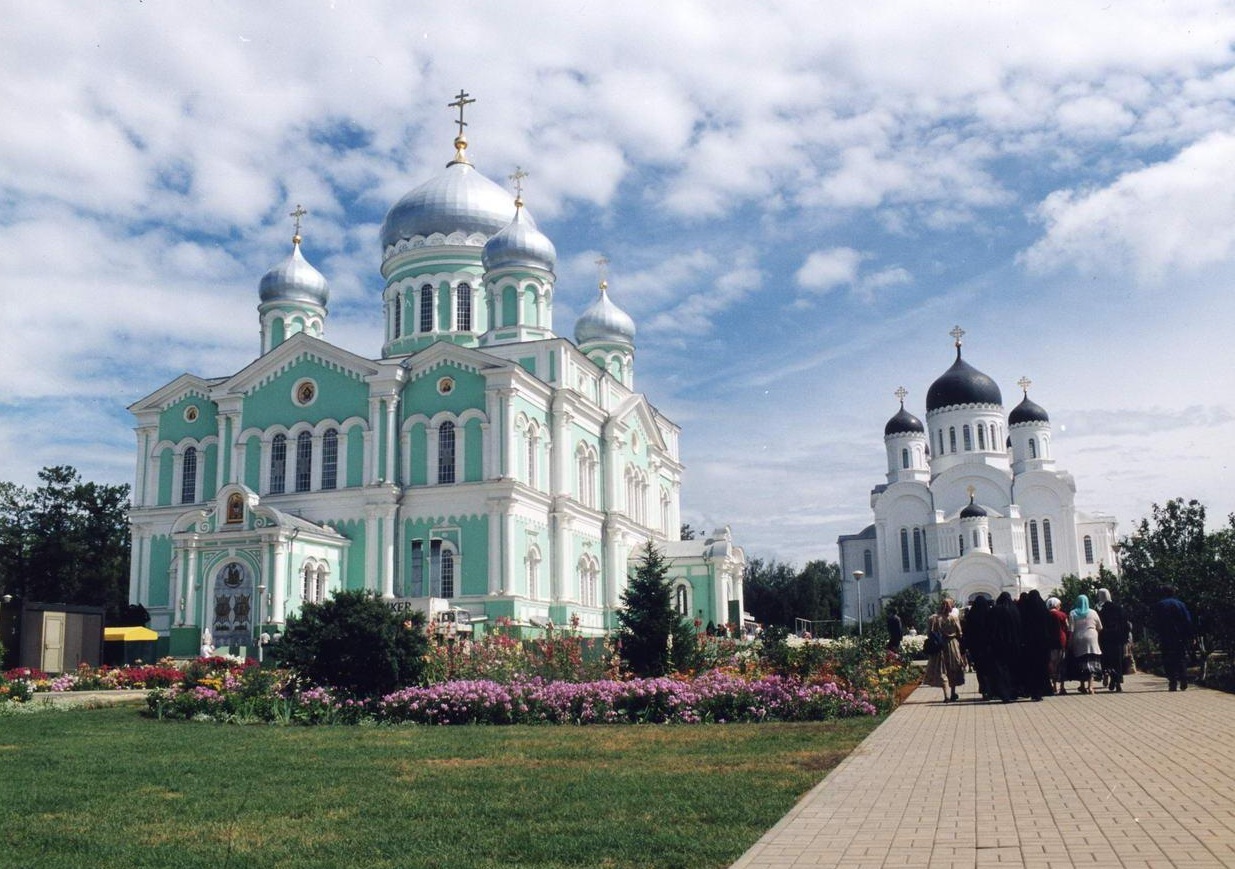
[127,113,745,656]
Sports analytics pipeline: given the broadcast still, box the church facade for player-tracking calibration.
[127,102,745,656]
[837,329,1118,626]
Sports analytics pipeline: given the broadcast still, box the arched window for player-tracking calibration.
[674,583,689,616]
[393,292,402,337]
[938,430,945,455]
[576,444,598,508]
[1084,536,1094,564]
[1043,519,1054,563]
[989,424,997,449]
[525,424,538,489]
[1029,438,1037,459]
[963,425,972,451]
[1029,520,1041,564]
[578,555,600,607]
[456,283,472,331]
[438,422,456,484]
[863,548,874,578]
[900,528,911,572]
[419,284,434,333]
[181,446,197,504]
[988,532,993,551]
[912,528,924,571]
[295,431,312,492]
[270,434,287,494]
[949,427,957,453]
[977,424,986,450]
[901,447,909,469]
[973,529,981,548]
[440,549,455,598]
[526,547,541,599]
[958,534,965,556]
[321,428,338,490]
[302,563,313,603]
[661,490,672,537]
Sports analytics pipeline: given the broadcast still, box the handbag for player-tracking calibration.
[924,628,945,656]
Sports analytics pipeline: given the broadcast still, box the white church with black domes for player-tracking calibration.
[126,94,745,657]
[837,327,1118,623]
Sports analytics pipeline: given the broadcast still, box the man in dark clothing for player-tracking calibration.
[1153,586,1194,691]
[886,612,904,654]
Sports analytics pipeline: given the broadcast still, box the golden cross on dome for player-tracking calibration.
[894,386,908,405]
[967,484,976,500]
[595,255,610,290]
[289,204,307,243]
[509,166,528,205]
[448,89,475,138]
[949,325,965,347]
[1018,376,1032,396]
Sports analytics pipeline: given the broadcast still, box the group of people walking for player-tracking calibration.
[921,586,1193,703]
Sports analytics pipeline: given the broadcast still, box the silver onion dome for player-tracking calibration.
[258,241,329,307]
[381,159,521,251]
[575,284,636,346]
[482,204,556,272]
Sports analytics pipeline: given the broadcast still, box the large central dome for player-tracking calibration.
[926,346,1002,412]
[380,145,520,252]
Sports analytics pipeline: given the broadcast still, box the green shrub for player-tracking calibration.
[272,590,428,697]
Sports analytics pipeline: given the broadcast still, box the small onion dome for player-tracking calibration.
[926,345,1002,412]
[259,240,329,307]
[575,283,636,346]
[884,404,925,436]
[482,202,556,271]
[960,495,988,519]
[381,158,520,250]
[1009,393,1050,425]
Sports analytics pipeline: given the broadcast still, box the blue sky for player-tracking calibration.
[4,2,1235,566]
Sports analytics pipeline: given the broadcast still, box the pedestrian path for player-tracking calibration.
[731,673,1235,868]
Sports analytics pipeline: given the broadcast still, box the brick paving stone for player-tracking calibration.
[730,673,1235,868]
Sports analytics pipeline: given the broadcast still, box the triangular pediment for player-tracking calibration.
[128,373,226,414]
[611,394,668,452]
[399,341,513,384]
[221,333,381,397]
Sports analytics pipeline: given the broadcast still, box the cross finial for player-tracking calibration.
[949,325,965,347]
[1018,376,1032,396]
[894,386,908,406]
[967,484,976,500]
[510,166,528,207]
[289,204,307,244]
[448,89,475,138]
[595,255,609,291]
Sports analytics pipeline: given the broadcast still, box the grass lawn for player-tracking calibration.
[0,705,881,869]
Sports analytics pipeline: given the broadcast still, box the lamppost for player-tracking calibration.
[256,584,266,663]
[852,570,864,637]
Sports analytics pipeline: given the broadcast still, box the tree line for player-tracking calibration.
[0,466,132,621]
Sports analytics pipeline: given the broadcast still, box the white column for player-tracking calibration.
[364,508,379,592]
[382,509,396,599]
[215,413,228,492]
[551,512,570,602]
[128,529,144,605]
[272,538,288,623]
[384,393,398,484]
[183,544,198,627]
[367,397,382,484]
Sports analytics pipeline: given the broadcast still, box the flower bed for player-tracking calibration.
[148,669,879,725]
[0,658,247,706]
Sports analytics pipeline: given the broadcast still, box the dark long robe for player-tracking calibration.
[1099,599,1130,686]
[987,592,1022,702]
[963,597,993,699]
[1019,590,1052,700]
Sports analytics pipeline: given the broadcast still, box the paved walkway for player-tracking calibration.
[732,673,1235,868]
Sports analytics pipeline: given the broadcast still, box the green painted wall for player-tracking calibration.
[157,447,173,506]
[242,358,366,431]
[148,535,173,608]
[346,425,365,487]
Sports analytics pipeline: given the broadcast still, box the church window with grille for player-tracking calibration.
[439,549,455,598]
[963,425,972,451]
[393,292,402,337]
[321,429,338,489]
[949,427,957,453]
[958,534,965,556]
[913,528,924,571]
[1029,520,1041,563]
[181,446,197,504]
[900,529,911,571]
[901,447,909,469]
[1029,438,1037,459]
[438,421,456,484]
[1043,519,1054,563]
[977,424,986,450]
[456,283,472,331]
[295,431,312,492]
[419,284,434,333]
[1084,535,1094,564]
[864,548,874,578]
[674,583,688,616]
[270,434,287,494]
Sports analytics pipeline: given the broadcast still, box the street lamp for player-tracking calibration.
[256,584,267,663]
[851,570,864,637]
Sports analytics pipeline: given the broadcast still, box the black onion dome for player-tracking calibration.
[1009,394,1050,425]
[960,498,989,519]
[884,405,925,436]
[926,347,1002,412]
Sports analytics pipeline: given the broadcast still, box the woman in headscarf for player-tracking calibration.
[1019,590,1052,701]
[962,595,993,700]
[923,597,966,702]
[1046,597,1070,695]
[1068,593,1104,694]
[987,592,1022,703]
[1095,588,1129,692]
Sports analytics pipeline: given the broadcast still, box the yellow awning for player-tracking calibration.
[104,626,159,642]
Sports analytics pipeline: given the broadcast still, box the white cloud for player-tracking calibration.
[1020,131,1235,283]
[795,248,863,294]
